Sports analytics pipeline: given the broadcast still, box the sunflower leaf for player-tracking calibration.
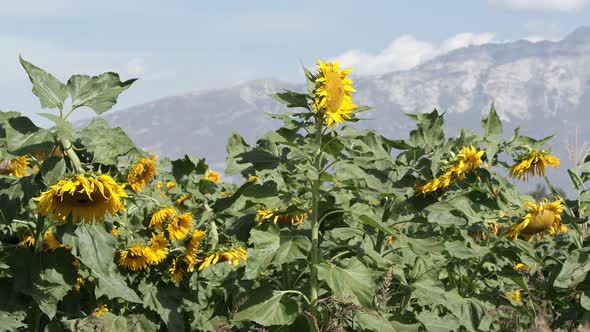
[67,73,136,115]
[79,118,136,165]
[19,56,67,110]
[317,258,376,307]
[233,288,300,326]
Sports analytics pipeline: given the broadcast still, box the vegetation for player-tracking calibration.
[1,57,590,331]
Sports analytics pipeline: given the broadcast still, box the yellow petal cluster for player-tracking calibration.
[144,233,170,265]
[169,258,186,283]
[117,244,150,271]
[509,149,559,181]
[255,208,306,226]
[35,174,127,223]
[513,263,530,273]
[312,60,357,128]
[506,290,521,302]
[507,199,564,240]
[95,304,109,317]
[198,247,247,271]
[127,157,157,192]
[205,169,221,184]
[185,230,207,272]
[415,145,484,195]
[1,156,31,177]
[167,212,194,241]
[149,207,178,229]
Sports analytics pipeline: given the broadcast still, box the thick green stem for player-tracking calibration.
[282,263,290,290]
[58,136,83,173]
[309,117,323,303]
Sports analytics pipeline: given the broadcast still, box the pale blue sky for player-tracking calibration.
[1,0,589,123]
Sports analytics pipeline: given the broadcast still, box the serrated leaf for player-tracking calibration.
[275,234,311,264]
[481,103,502,138]
[78,118,136,165]
[271,90,309,109]
[20,56,67,110]
[67,73,136,114]
[317,258,376,307]
[233,289,300,326]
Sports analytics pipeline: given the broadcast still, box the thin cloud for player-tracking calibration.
[488,0,587,12]
[331,32,496,76]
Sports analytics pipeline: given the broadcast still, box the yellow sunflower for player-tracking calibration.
[43,231,63,252]
[166,181,176,189]
[117,245,149,271]
[507,199,564,240]
[185,230,207,271]
[145,233,169,265]
[312,60,357,128]
[513,263,530,273]
[247,175,261,184]
[455,145,485,177]
[149,207,178,229]
[198,247,247,271]
[176,194,192,210]
[506,290,521,302]
[167,212,194,241]
[95,304,109,317]
[169,258,186,283]
[255,208,306,226]
[509,149,559,181]
[205,169,221,184]
[0,156,31,177]
[35,174,127,223]
[21,232,35,247]
[127,157,157,192]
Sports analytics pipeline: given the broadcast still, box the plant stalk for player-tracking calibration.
[58,136,84,173]
[309,117,323,303]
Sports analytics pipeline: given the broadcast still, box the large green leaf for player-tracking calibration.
[138,281,184,331]
[4,116,54,155]
[554,249,590,288]
[354,312,396,332]
[317,258,376,307]
[61,224,142,303]
[274,234,311,264]
[67,73,136,114]
[407,110,445,152]
[481,103,502,138]
[78,118,136,165]
[0,311,27,332]
[19,56,67,110]
[244,227,280,279]
[233,289,300,326]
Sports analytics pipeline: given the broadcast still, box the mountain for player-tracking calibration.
[96,27,590,192]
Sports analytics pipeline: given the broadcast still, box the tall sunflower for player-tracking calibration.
[149,207,177,229]
[145,233,169,265]
[167,212,194,241]
[127,157,157,192]
[35,174,127,223]
[507,199,564,240]
[509,149,559,181]
[117,244,149,271]
[1,156,31,177]
[312,60,357,128]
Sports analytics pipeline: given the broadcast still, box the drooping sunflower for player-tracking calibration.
[35,174,127,223]
[255,208,306,226]
[167,212,194,241]
[185,230,207,271]
[169,258,186,283]
[507,199,564,240]
[198,247,247,271]
[149,207,177,228]
[205,169,221,184]
[127,157,157,192]
[455,145,485,177]
[176,194,192,210]
[43,231,63,252]
[1,156,31,177]
[312,60,357,128]
[145,233,169,265]
[509,149,559,181]
[117,245,149,271]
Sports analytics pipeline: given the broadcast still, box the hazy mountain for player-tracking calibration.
[96,26,590,192]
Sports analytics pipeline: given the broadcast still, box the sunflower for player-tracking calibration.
[205,169,221,184]
[247,175,261,184]
[176,194,192,210]
[167,212,194,241]
[455,145,485,177]
[185,230,207,271]
[127,157,157,192]
[507,199,564,240]
[149,207,177,228]
[35,174,127,223]
[95,304,109,317]
[506,290,521,302]
[198,247,247,271]
[169,258,186,283]
[118,245,149,271]
[312,60,357,128]
[1,156,31,177]
[21,232,35,247]
[145,233,169,265]
[43,231,63,252]
[255,208,306,226]
[509,149,559,181]
[513,263,530,273]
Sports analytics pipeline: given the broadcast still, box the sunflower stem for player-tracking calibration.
[309,115,323,304]
[58,136,84,173]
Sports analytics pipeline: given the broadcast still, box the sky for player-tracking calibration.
[1,0,590,124]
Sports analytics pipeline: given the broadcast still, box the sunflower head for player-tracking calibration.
[35,174,127,223]
[509,149,559,181]
[118,245,149,271]
[312,60,357,128]
[127,157,157,192]
[169,258,186,283]
[185,229,207,271]
[198,247,247,271]
[167,212,194,241]
[205,169,221,184]
[149,207,177,229]
[507,199,564,240]
[43,231,63,252]
[506,290,521,302]
[145,232,170,265]
[247,175,261,184]
[95,304,109,317]
[1,156,31,177]
[455,145,485,176]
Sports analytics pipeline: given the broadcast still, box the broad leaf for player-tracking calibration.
[67,73,136,114]
[317,258,376,307]
[20,56,67,110]
[233,289,300,326]
[78,118,136,165]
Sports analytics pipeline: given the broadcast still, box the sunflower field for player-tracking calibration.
[1,57,590,332]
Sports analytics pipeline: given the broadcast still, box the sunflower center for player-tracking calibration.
[324,71,345,113]
[522,210,555,235]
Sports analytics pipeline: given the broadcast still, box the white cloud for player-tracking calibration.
[332,32,496,76]
[488,0,587,12]
[523,21,563,41]
[126,57,146,76]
